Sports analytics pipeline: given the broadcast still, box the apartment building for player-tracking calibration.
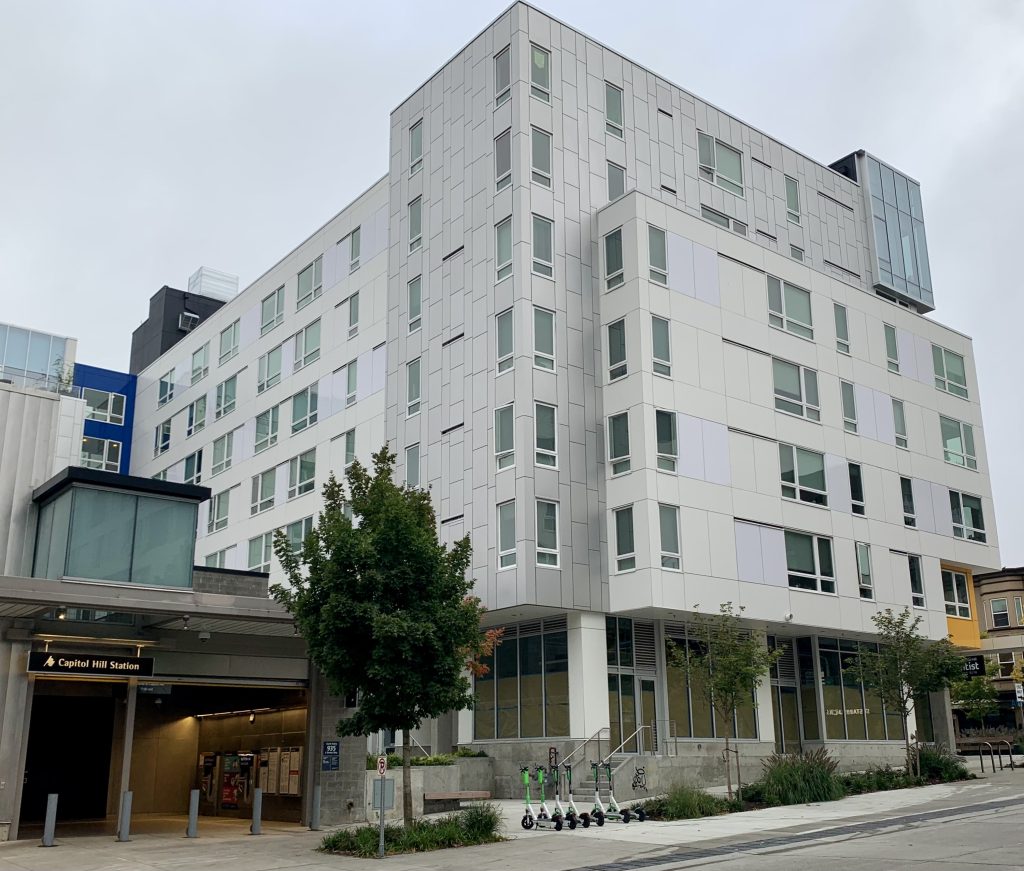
[130,3,1001,786]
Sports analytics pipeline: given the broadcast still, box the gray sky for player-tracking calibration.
[2,0,1022,563]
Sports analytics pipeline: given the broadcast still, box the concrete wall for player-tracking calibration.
[128,705,200,814]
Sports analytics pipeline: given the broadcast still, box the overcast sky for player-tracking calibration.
[2,0,1022,562]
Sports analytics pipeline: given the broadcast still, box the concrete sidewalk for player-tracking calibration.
[0,768,1020,871]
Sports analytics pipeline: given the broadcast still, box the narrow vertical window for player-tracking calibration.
[494,46,511,106]
[183,450,204,486]
[261,288,284,335]
[408,197,422,252]
[651,316,671,376]
[892,398,908,448]
[531,127,552,186]
[614,506,635,571]
[344,429,356,468]
[409,119,423,175]
[608,162,625,201]
[834,303,850,354]
[496,308,514,373]
[345,358,357,407]
[655,410,677,471]
[495,129,512,192]
[530,45,550,101]
[535,402,557,467]
[406,358,421,416]
[536,500,559,566]
[348,228,360,272]
[908,555,925,608]
[785,175,801,224]
[849,463,865,515]
[901,477,916,527]
[648,226,667,285]
[219,320,240,364]
[405,444,420,488]
[607,319,626,380]
[296,257,323,309]
[884,324,900,373]
[604,228,624,289]
[856,542,873,599]
[348,293,359,337]
[191,345,208,384]
[659,505,680,570]
[532,215,554,277]
[608,413,630,474]
[605,82,624,137]
[497,501,516,568]
[533,307,554,370]
[840,380,858,433]
[495,403,514,469]
[408,276,422,333]
[496,217,512,281]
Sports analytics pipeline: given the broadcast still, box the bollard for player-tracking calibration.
[309,783,321,831]
[186,789,200,838]
[250,787,263,835]
[41,794,58,847]
[116,791,133,842]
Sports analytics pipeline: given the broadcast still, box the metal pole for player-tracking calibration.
[186,789,200,838]
[116,791,133,842]
[250,787,263,835]
[309,783,321,831]
[378,773,386,858]
[41,794,57,847]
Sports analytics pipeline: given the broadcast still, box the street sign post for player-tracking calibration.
[1015,683,1023,704]
[377,754,388,858]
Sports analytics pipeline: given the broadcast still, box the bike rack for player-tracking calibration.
[999,740,1015,770]
[978,741,996,773]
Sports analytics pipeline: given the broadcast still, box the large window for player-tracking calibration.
[614,506,635,572]
[495,217,512,281]
[211,432,233,476]
[248,532,273,573]
[604,228,624,289]
[215,375,237,419]
[534,402,557,468]
[474,619,569,739]
[495,129,511,192]
[183,449,202,485]
[250,469,275,515]
[406,358,421,416]
[698,132,743,196]
[288,449,316,499]
[652,316,671,376]
[291,384,318,433]
[940,416,977,469]
[496,308,513,373]
[950,491,986,542]
[819,638,902,741]
[533,307,554,370]
[208,490,230,533]
[933,345,968,398]
[772,358,820,420]
[296,256,323,309]
[158,370,174,406]
[655,410,677,472]
[408,197,422,253]
[767,276,812,339]
[219,320,239,365]
[659,504,681,570]
[536,500,559,567]
[83,389,126,425]
[494,403,514,470]
[530,44,550,101]
[257,345,282,393]
[779,444,827,505]
[785,530,835,593]
[531,127,552,186]
[532,215,554,277]
[295,319,321,369]
[607,318,626,380]
[191,344,209,384]
[494,45,511,106]
[261,287,284,335]
[186,397,206,437]
[497,501,516,568]
[605,82,623,137]
[648,226,667,285]
[255,405,279,453]
[608,412,630,475]
[942,569,971,618]
[80,437,121,472]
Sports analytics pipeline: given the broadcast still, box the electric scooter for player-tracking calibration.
[549,764,579,829]
[562,762,591,828]
[604,762,645,823]
[520,766,563,831]
[535,765,564,830]
[588,762,606,826]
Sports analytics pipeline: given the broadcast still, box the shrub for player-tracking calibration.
[638,782,732,820]
[365,752,460,770]
[321,804,503,856]
[918,745,972,783]
[759,748,844,806]
[838,766,922,795]
[454,747,488,758]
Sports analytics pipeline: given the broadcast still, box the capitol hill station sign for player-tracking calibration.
[28,651,154,678]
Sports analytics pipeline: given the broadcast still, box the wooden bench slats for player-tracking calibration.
[423,791,491,800]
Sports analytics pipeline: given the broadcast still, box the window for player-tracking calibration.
[205,549,228,569]
[536,500,559,566]
[535,402,557,467]
[991,598,1010,629]
[284,516,314,553]
[659,504,681,570]
[405,443,420,488]
[608,161,625,201]
[343,428,356,468]
[909,555,926,608]
[772,358,820,420]
[531,127,552,186]
[698,132,743,196]
[767,276,813,339]
[785,175,800,224]
[348,228,360,272]
[608,413,630,475]
[211,432,233,476]
[261,287,284,335]
[1016,597,1024,627]
[183,449,202,485]
[840,380,858,432]
[607,319,627,380]
[495,217,512,281]
[219,320,239,364]
[191,344,209,384]
[997,651,1016,677]
[291,384,318,433]
[785,530,835,594]
[408,197,422,253]
[950,491,986,542]
[940,416,977,469]
[779,444,827,505]
[408,276,422,333]
[885,398,906,449]
[495,308,514,374]
[154,420,171,456]
[656,410,677,472]
[901,477,916,526]
[409,119,423,175]
[652,316,671,377]
[255,405,279,453]
[494,45,511,106]
[849,463,865,515]
[215,375,237,419]
[257,346,281,393]
[495,129,511,191]
[406,358,421,416]
[605,82,623,137]
[614,506,635,571]
[251,469,275,514]
[532,215,554,277]
[530,44,550,101]
[186,396,206,437]
[933,345,968,398]
[942,569,971,618]
[604,228,624,289]
[880,323,900,373]
[790,245,804,261]
[345,359,357,407]
[701,205,730,228]
[288,449,316,499]
[648,225,667,285]
[856,542,873,599]
[83,388,125,425]
[495,403,514,469]
[295,320,321,370]
[158,370,174,406]
[80,437,120,472]
[208,490,229,533]
[533,307,554,370]
[248,533,273,573]
[497,501,516,568]
[296,256,323,309]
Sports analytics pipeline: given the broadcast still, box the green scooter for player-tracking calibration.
[561,763,590,828]
[603,762,645,823]
[520,766,563,831]
[587,762,606,826]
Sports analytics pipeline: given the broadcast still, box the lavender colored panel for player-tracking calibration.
[676,412,704,479]
[692,243,720,306]
[735,521,764,584]
[666,232,694,297]
[760,526,788,587]
[701,419,731,485]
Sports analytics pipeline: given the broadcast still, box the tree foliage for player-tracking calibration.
[270,446,495,824]
[950,660,1000,725]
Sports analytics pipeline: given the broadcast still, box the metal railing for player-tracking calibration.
[563,727,610,775]
[601,720,679,766]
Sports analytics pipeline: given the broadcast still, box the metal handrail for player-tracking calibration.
[602,725,652,764]
[563,727,609,770]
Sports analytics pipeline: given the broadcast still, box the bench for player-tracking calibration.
[423,790,491,813]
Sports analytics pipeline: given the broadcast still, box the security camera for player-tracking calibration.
[198,631,211,643]
[783,612,794,623]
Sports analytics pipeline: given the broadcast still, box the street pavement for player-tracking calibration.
[0,767,1022,870]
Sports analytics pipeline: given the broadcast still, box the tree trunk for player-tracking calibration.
[402,730,413,826]
[735,742,743,803]
[724,734,733,800]
[902,714,913,776]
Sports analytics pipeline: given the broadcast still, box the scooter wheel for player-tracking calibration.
[581,814,591,828]
[568,817,577,830]
[554,818,563,831]
[622,810,631,823]
[521,815,534,830]
[637,809,647,822]
[595,811,605,827]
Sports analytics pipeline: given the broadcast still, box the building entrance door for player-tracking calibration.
[768,637,803,755]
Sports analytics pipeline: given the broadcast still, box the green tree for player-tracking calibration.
[271,446,495,825]
[846,608,964,774]
[666,603,782,799]
[950,661,1000,726]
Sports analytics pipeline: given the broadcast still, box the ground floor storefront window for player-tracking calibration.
[818,637,904,741]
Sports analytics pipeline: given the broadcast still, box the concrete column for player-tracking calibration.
[302,668,323,826]
[117,680,138,803]
[928,688,956,749]
[754,636,776,747]
[0,640,33,841]
[568,611,610,739]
